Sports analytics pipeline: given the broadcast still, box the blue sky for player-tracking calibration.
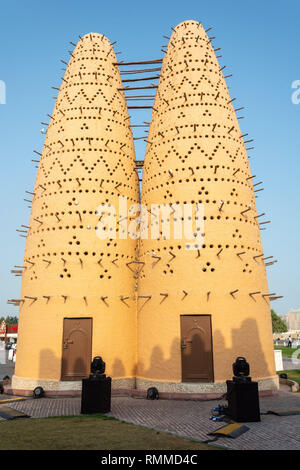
[0,0,299,316]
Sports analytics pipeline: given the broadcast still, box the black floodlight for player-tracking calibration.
[233,357,250,378]
[91,356,105,375]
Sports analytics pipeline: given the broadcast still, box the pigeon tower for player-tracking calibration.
[13,33,139,393]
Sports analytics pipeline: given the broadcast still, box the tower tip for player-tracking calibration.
[171,20,205,32]
[169,20,208,43]
[72,32,118,59]
[77,32,116,50]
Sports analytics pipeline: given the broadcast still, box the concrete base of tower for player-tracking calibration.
[7,374,279,399]
[135,375,279,396]
[8,375,136,397]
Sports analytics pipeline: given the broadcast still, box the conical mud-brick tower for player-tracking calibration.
[13,33,139,393]
[137,21,277,393]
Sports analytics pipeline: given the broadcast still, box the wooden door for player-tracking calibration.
[180,315,214,382]
[61,318,92,381]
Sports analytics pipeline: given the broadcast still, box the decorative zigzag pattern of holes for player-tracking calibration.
[139,21,264,284]
[24,34,139,285]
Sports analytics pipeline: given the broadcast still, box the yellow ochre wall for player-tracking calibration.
[14,33,139,389]
[137,21,277,389]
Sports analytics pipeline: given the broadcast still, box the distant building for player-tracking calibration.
[283,309,300,331]
[279,309,300,331]
[281,314,289,327]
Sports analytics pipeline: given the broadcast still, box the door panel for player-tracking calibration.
[61,318,92,381]
[180,315,214,382]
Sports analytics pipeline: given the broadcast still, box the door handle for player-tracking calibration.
[181,339,193,350]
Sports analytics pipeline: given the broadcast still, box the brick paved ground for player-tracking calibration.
[1,390,299,450]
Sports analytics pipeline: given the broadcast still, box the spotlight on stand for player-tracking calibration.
[232,357,251,383]
[226,356,260,422]
[90,356,106,378]
[81,356,111,414]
